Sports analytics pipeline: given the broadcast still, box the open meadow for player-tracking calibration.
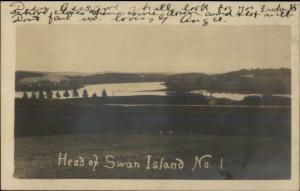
[15,134,290,179]
[14,98,291,179]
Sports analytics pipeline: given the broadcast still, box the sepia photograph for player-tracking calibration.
[1,1,299,190]
[14,25,291,180]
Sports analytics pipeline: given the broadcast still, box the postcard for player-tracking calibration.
[1,1,299,190]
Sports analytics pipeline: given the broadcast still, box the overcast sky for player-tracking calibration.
[16,25,290,74]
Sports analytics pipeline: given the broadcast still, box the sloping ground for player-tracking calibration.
[15,99,290,137]
[165,68,291,94]
[14,98,291,179]
[16,71,168,91]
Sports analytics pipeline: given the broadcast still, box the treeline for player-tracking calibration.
[17,78,85,92]
[68,73,167,85]
[22,89,108,99]
[165,68,291,95]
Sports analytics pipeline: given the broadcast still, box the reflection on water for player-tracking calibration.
[16,82,290,101]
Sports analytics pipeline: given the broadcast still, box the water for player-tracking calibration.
[16,82,290,101]
[192,90,290,101]
[16,82,166,99]
[192,90,261,101]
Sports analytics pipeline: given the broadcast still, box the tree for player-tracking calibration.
[207,80,217,97]
[46,90,53,99]
[82,89,88,98]
[72,89,79,97]
[56,91,61,98]
[63,90,70,98]
[22,92,28,99]
[102,89,107,97]
[91,93,97,98]
[31,91,36,99]
[38,90,44,99]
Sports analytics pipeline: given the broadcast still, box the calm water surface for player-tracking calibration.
[16,82,290,101]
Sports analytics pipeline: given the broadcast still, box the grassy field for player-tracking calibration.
[14,98,291,179]
[14,134,290,179]
[15,98,290,137]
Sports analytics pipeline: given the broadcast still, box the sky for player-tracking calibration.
[16,25,290,74]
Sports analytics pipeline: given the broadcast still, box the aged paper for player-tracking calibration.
[1,1,300,190]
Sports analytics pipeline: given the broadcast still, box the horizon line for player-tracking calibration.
[15,67,292,75]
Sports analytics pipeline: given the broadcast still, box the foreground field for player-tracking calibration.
[15,134,290,179]
[14,99,291,179]
[15,98,290,137]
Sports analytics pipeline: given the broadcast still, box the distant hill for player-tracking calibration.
[16,71,46,82]
[165,68,291,94]
[15,71,168,91]
[16,68,291,94]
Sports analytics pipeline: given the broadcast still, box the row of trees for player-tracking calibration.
[22,89,107,99]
